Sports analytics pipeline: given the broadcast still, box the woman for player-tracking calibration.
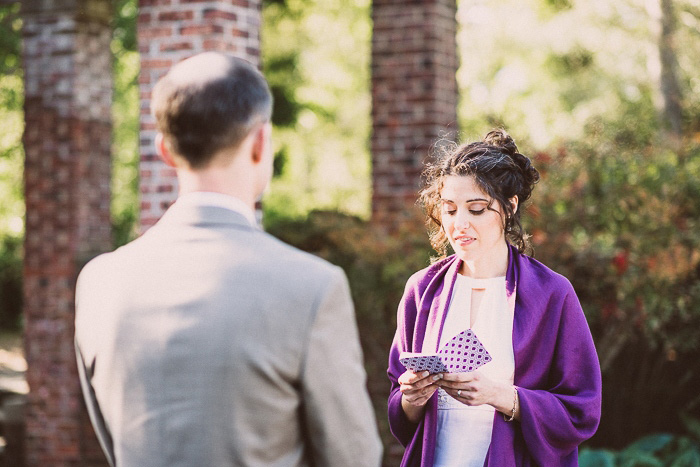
[387,129,601,466]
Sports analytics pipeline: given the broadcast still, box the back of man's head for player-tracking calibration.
[152,52,272,169]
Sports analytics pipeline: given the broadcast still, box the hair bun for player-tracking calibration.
[511,152,540,194]
[483,128,540,199]
[483,128,518,156]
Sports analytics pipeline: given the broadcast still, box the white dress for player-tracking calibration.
[433,274,515,467]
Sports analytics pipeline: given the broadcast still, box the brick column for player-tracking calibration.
[21,0,112,465]
[371,0,459,230]
[138,0,263,230]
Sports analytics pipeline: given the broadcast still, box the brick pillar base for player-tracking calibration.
[21,0,112,465]
[371,0,459,231]
[138,0,263,230]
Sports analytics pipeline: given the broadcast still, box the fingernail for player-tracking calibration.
[432,374,442,381]
[421,371,430,378]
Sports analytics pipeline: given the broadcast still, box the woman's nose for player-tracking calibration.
[454,213,471,230]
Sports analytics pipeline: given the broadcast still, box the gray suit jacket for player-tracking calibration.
[75,201,382,467]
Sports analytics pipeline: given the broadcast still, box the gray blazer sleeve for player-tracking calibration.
[75,341,116,467]
[300,267,383,467]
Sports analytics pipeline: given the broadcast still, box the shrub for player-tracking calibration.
[526,116,700,447]
[0,234,22,330]
[580,419,700,467]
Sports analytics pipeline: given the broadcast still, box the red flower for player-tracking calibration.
[612,251,629,275]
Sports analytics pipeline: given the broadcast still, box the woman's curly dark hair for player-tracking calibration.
[420,129,540,257]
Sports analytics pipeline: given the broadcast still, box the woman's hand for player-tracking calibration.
[399,370,442,423]
[438,371,519,420]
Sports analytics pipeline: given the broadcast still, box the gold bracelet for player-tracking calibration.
[504,386,518,422]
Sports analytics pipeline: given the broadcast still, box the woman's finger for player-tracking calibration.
[440,372,475,383]
[403,384,439,406]
[398,370,431,385]
[399,370,443,388]
[438,379,477,391]
[444,387,475,403]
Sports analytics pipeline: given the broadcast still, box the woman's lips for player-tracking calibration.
[454,235,475,246]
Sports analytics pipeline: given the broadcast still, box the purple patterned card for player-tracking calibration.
[399,329,492,373]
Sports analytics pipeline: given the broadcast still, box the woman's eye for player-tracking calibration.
[444,209,456,216]
[469,208,486,215]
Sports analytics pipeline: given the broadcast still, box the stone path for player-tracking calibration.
[0,344,27,396]
[0,332,26,466]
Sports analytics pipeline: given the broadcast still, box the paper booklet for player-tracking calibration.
[399,329,492,374]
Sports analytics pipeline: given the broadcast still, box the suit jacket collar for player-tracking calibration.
[150,201,258,233]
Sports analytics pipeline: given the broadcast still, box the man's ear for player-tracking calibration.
[155,133,177,168]
[251,122,272,164]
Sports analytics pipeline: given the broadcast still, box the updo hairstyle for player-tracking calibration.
[420,129,540,256]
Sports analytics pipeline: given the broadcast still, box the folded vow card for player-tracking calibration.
[399,329,492,373]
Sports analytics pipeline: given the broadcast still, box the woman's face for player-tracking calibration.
[440,175,513,264]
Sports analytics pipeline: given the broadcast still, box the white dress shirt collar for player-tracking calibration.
[175,191,258,227]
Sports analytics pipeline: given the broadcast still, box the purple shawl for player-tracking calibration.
[387,245,602,466]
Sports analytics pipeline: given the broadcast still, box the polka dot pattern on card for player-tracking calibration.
[437,329,492,372]
[398,329,492,374]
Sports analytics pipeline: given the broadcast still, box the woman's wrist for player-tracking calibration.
[491,383,519,421]
[401,393,428,423]
[503,386,518,422]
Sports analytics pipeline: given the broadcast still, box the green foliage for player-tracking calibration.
[580,449,617,467]
[530,114,700,355]
[457,0,700,148]
[111,0,140,246]
[544,0,573,12]
[0,71,23,240]
[113,0,138,53]
[0,3,20,75]
[546,46,595,76]
[262,0,372,218]
[524,97,700,446]
[0,235,21,330]
[581,431,700,467]
[0,2,24,331]
[0,2,23,239]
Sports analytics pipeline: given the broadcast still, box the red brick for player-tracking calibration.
[202,38,228,50]
[137,26,173,39]
[157,10,195,21]
[370,0,457,232]
[139,0,262,233]
[141,59,173,69]
[139,0,173,5]
[22,1,113,465]
[160,41,194,52]
[180,24,225,35]
[203,9,238,21]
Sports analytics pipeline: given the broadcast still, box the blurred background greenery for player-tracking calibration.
[2,0,700,464]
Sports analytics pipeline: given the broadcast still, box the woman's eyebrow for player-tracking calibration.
[440,197,489,203]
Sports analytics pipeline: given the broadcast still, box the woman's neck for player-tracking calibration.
[459,241,509,278]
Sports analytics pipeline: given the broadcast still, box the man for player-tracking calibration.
[75,52,382,467]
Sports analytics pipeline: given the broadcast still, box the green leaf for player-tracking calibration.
[617,453,663,467]
[622,434,674,455]
[667,445,700,467]
[579,448,616,467]
[681,415,700,442]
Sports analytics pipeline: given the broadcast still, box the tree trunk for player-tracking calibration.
[659,0,683,139]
